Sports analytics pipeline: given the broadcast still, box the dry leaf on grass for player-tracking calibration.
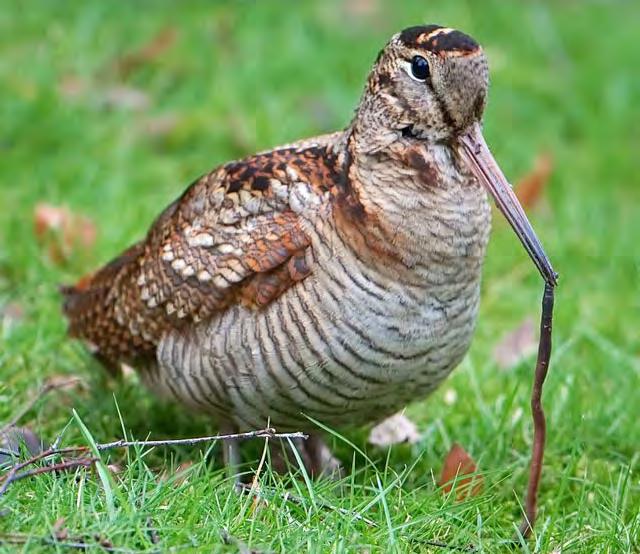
[113,27,177,78]
[438,443,483,500]
[492,317,537,370]
[515,152,553,210]
[52,517,68,541]
[368,412,420,447]
[44,375,87,393]
[33,203,97,263]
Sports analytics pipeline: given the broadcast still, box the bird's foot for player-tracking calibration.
[270,432,343,480]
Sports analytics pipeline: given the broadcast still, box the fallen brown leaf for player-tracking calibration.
[43,375,86,393]
[438,443,483,500]
[113,27,177,78]
[52,517,68,541]
[368,412,420,447]
[33,203,96,263]
[492,317,537,370]
[95,535,114,549]
[515,152,553,210]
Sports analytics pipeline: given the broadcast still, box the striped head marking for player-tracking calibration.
[359,25,489,144]
[398,25,481,56]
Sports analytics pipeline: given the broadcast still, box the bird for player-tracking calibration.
[62,25,556,476]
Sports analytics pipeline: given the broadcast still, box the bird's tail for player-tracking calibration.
[61,242,150,373]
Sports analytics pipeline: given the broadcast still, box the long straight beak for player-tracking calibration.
[458,123,558,286]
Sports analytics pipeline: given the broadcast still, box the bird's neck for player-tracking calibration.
[330,124,492,272]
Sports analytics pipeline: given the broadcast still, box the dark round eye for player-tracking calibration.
[410,55,430,81]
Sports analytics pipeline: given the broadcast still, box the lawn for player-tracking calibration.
[1,0,639,551]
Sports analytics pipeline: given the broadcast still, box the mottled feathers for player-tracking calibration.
[62,143,344,366]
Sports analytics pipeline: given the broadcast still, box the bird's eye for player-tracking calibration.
[410,56,430,81]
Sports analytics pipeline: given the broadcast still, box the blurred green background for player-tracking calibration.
[1,0,638,551]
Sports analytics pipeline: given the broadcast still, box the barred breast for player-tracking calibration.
[146,143,491,430]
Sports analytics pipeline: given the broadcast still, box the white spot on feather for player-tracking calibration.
[171,259,186,271]
[187,233,214,248]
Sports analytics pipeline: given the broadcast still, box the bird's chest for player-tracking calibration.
[149,147,492,428]
[304,223,487,386]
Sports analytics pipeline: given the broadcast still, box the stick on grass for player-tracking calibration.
[0,427,307,499]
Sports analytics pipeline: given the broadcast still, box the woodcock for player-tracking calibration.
[62,25,556,475]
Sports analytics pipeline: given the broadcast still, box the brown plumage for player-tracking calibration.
[62,25,555,475]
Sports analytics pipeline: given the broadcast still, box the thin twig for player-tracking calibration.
[518,282,555,538]
[1,428,305,476]
[94,427,307,451]
[0,445,86,485]
[0,455,96,497]
[0,428,307,499]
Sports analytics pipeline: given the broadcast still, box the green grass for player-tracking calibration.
[1,0,639,551]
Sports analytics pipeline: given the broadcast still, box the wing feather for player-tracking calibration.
[62,141,340,368]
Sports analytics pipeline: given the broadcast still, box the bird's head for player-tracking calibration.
[352,25,557,286]
[363,25,489,142]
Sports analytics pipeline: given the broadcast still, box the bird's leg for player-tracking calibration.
[268,437,302,475]
[305,433,344,479]
[270,433,343,479]
[220,423,241,488]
